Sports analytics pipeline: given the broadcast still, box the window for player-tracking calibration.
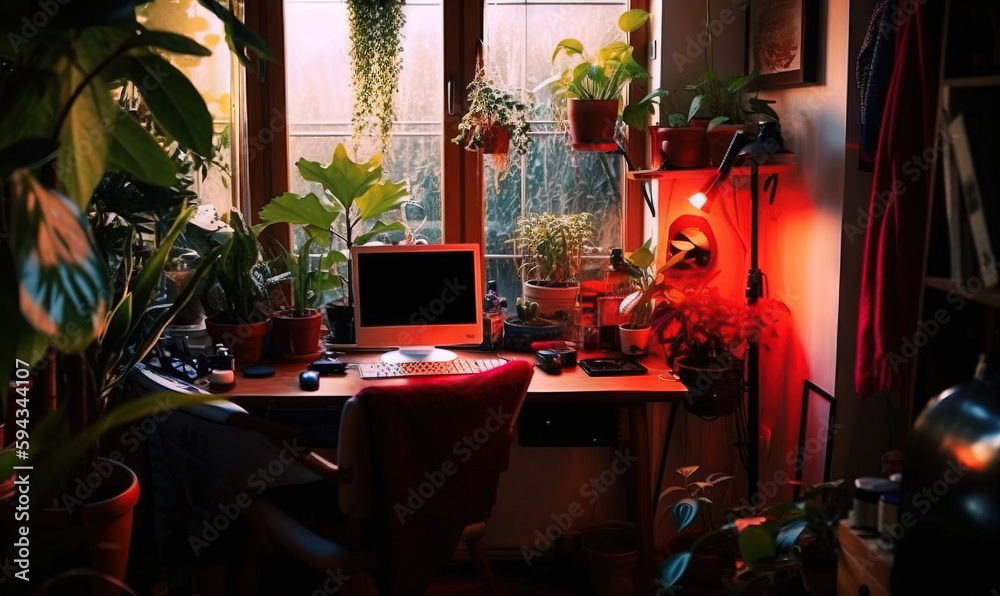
[255,0,647,305]
[482,0,630,306]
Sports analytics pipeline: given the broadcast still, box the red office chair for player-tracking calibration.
[246,359,534,595]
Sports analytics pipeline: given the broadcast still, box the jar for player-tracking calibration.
[853,476,895,529]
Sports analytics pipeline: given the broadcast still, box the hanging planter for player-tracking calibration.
[347,0,406,156]
[453,61,532,182]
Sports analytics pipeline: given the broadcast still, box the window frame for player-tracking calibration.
[241,0,650,253]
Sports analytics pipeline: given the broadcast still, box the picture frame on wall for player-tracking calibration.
[746,0,818,87]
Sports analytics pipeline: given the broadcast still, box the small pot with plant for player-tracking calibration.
[267,238,342,357]
[453,61,533,182]
[261,144,409,345]
[510,212,594,318]
[614,238,656,357]
[646,94,729,169]
[503,298,563,352]
[202,212,275,364]
[549,9,653,148]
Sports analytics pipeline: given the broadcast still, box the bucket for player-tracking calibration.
[581,521,637,596]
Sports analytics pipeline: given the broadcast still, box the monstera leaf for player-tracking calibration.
[259,191,344,246]
[9,170,108,354]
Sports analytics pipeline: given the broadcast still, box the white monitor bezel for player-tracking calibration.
[350,243,484,350]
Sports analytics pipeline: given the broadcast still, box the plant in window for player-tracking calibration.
[453,62,533,181]
[258,143,409,343]
[548,9,652,145]
[347,0,406,157]
[510,212,594,317]
[614,238,656,356]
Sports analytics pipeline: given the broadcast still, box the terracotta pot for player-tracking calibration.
[481,122,510,155]
[205,314,272,363]
[567,98,619,145]
[657,126,710,168]
[675,359,742,416]
[33,458,140,596]
[619,324,651,357]
[522,280,580,317]
[707,124,743,167]
[272,308,323,356]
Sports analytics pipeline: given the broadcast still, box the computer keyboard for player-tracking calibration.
[357,358,508,379]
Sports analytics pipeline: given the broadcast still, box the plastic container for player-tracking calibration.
[853,476,895,529]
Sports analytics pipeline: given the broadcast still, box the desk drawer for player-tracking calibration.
[518,403,621,447]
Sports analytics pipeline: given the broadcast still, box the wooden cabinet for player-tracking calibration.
[836,520,892,596]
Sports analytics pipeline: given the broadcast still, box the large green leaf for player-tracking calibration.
[136,26,212,56]
[120,54,213,156]
[618,9,650,32]
[195,0,274,68]
[355,180,408,221]
[57,69,110,208]
[738,525,777,575]
[0,68,59,154]
[296,144,383,212]
[9,171,108,353]
[552,38,583,62]
[258,191,344,246]
[354,221,406,246]
[629,238,655,270]
[107,109,178,187]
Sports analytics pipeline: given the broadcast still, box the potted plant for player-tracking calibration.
[643,94,730,169]
[615,238,656,357]
[453,61,533,182]
[347,0,405,156]
[510,212,594,318]
[502,298,563,352]
[651,285,788,417]
[655,466,734,587]
[266,239,342,356]
[0,1,266,588]
[202,212,275,364]
[549,9,652,147]
[259,143,409,345]
[659,482,844,596]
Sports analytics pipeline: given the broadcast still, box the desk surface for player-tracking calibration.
[212,350,688,406]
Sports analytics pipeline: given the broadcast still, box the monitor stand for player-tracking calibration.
[380,346,458,364]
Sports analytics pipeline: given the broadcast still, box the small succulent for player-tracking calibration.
[516,297,541,324]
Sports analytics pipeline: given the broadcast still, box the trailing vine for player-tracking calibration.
[347,0,406,157]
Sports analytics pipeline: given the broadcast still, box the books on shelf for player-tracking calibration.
[948,113,999,288]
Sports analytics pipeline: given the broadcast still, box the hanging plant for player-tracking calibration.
[347,0,406,157]
[453,61,533,181]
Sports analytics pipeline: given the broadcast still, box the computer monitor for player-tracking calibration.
[351,243,483,363]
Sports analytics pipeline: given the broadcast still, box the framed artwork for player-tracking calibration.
[793,380,836,498]
[746,0,818,87]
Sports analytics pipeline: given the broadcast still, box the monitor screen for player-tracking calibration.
[351,244,483,351]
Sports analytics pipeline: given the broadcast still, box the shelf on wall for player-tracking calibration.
[625,158,796,182]
[925,276,1000,309]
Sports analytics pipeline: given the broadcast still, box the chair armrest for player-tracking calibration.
[300,451,353,485]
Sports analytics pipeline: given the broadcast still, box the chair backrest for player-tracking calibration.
[339,359,534,595]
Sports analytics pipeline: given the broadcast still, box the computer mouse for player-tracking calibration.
[299,370,320,391]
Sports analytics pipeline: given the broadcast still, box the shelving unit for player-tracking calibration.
[625,160,795,182]
[911,0,1000,421]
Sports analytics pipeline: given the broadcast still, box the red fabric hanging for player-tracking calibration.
[855,1,943,399]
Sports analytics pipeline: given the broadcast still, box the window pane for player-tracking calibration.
[483,0,626,309]
[139,1,234,216]
[284,0,444,249]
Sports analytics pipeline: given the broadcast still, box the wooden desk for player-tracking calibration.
[218,350,688,596]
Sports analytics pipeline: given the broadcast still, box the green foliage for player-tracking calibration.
[258,143,409,307]
[616,237,657,327]
[453,62,533,180]
[511,212,593,286]
[549,9,650,105]
[654,465,734,534]
[278,239,345,318]
[347,0,406,157]
[203,212,272,323]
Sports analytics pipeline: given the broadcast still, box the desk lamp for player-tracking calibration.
[685,121,788,503]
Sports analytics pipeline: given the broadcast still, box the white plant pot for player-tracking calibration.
[619,324,651,357]
[522,280,580,317]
